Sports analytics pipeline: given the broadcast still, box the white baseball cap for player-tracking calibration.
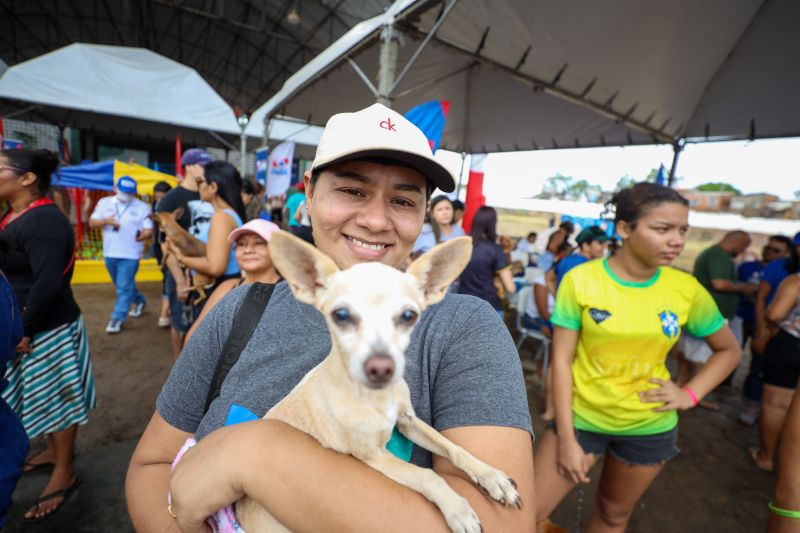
[311,103,455,192]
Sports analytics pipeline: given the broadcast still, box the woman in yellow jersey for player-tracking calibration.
[534,183,742,531]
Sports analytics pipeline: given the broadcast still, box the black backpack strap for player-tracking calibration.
[204,282,276,414]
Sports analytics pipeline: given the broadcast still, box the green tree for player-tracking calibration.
[541,173,574,198]
[644,168,660,182]
[615,175,636,191]
[794,189,800,200]
[696,182,742,195]
[566,179,591,200]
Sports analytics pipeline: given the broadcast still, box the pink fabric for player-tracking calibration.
[170,437,246,533]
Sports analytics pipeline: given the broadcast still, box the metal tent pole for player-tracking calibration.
[668,139,685,187]
[377,24,400,107]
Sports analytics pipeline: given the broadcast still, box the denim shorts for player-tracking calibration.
[576,427,680,466]
[550,421,680,466]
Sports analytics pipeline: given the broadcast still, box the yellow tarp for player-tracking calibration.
[72,258,164,285]
[113,161,178,195]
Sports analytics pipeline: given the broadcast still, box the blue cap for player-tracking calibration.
[116,175,137,194]
[793,231,800,246]
[181,148,212,167]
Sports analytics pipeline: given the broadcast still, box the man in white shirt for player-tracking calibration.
[514,231,538,265]
[90,176,154,333]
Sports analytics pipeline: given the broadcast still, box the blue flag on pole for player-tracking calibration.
[655,163,668,186]
[404,101,450,153]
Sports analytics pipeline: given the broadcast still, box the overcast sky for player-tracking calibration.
[435,137,800,203]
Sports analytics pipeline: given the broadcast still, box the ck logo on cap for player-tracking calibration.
[379,117,397,131]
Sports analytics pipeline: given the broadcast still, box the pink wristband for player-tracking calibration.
[682,386,699,407]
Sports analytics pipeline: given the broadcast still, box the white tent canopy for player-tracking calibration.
[0,43,324,150]
[0,43,242,135]
[250,0,800,153]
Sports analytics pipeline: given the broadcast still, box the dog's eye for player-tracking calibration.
[399,309,418,324]
[332,307,352,324]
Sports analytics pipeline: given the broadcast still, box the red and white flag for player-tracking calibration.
[461,154,487,234]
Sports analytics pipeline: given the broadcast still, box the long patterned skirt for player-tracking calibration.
[2,316,96,439]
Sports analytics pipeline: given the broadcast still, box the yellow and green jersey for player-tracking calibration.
[551,258,724,436]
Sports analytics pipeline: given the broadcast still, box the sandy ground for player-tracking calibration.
[6,281,776,532]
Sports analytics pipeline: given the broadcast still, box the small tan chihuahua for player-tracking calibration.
[234,231,521,533]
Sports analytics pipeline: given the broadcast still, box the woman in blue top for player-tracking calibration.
[172,161,245,288]
[411,195,465,258]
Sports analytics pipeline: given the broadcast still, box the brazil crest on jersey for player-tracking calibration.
[551,258,725,435]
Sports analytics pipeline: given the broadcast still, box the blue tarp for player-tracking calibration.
[52,160,116,191]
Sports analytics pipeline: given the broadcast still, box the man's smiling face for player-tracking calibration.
[305,160,428,270]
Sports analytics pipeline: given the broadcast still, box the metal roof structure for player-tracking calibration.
[252,0,800,169]
[0,0,391,118]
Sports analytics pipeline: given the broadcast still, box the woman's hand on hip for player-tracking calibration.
[640,378,695,412]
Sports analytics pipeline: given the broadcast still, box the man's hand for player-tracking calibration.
[105,216,120,229]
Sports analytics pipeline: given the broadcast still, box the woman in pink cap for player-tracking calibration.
[186,219,280,342]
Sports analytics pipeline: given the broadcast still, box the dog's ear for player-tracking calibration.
[172,207,184,221]
[407,236,473,306]
[269,230,339,304]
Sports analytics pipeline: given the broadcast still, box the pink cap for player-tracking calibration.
[228,219,281,244]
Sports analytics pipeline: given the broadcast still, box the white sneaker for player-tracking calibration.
[157,316,171,328]
[129,302,146,318]
[105,320,123,334]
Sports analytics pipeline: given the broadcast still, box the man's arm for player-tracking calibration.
[169,420,535,533]
[126,412,194,532]
[710,278,755,296]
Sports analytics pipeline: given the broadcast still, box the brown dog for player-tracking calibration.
[148,209,215,304]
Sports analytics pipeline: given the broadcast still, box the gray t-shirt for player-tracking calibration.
[157,282,532,468]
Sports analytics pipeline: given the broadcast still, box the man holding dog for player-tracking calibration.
[127,104,535,532]
[89,176,153,334]
[156,148,214,357]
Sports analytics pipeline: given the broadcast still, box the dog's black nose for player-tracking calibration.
[364,355,395,386]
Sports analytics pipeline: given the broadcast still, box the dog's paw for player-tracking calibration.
[441,495,483,533]
[471,467,522,509]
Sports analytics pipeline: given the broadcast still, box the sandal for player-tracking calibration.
[21,477,81,523]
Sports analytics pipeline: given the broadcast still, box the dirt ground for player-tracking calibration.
[7,281,776,532]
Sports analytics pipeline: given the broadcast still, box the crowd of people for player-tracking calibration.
[0,102,798,532]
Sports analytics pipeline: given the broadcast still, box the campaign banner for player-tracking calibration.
[266,141,294,197]
[255,146,269,185]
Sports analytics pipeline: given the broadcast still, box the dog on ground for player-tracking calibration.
[231,231,521,532]
[149,209,215,303]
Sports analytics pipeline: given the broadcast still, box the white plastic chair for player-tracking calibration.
[515,286,550,388]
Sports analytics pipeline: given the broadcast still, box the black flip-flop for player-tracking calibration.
[21,477,82,524]
[22,460,55,475]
